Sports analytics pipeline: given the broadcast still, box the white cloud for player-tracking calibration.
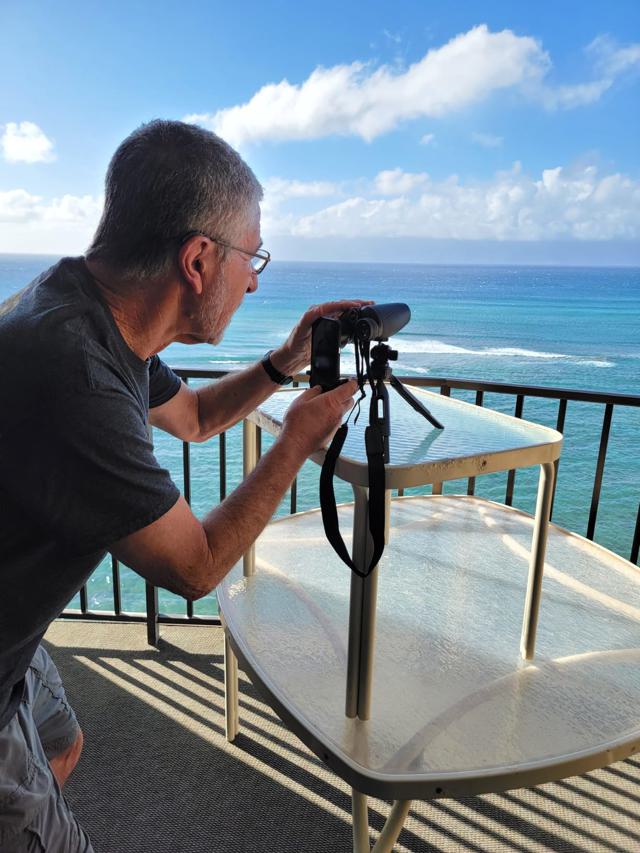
[374,169,429,195]
[0,189,102,224]
[471,131,503,148]
[537,34,640,109]
[186,28,640,146]
[186,25,549,145]
[1,121,56,163]
[588,34,640,77]
[263,177,339,201]
[278,164,640,241]
[0,190,103,254]
[4,167,638,257]
[260,178,340,234]
[420,133,436,146]
[537,79,613,110]
[42,194,103,223]
[0,189,43,221]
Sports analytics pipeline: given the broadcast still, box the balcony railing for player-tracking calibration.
[62,368,640,642]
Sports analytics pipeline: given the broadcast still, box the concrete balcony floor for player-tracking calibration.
[45,620,640,853]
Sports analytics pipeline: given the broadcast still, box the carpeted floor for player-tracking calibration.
[44,620,640,853]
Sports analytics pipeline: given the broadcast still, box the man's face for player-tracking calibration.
[196,210,261,345]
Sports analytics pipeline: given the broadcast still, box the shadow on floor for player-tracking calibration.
[45,621,640,853]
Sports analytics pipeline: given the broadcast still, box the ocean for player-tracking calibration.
[1,254,639,616]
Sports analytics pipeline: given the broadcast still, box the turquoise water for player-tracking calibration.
[1,255,639,615]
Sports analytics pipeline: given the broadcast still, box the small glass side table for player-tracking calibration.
[218,388,638,851]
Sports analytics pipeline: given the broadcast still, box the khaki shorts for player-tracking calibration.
[0,645,94,852]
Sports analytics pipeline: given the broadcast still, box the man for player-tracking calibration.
[0,119,363,851]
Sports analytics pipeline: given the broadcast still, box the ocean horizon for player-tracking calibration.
[2,253,638,616]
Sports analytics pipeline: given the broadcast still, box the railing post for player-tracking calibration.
[219,431,227,501]
[432,385,451,494]
[146,582,160,646]
[146,421,161,643]
[111,556,122,616]
[550,398,567,520]
[587,404,614,541]
[505,395,524,506]
[243,419,257,576]
[182,393,194,618]
[467,390,484,496]
[631,502,640,565]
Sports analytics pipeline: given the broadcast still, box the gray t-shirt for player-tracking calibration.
[0,257,182,729]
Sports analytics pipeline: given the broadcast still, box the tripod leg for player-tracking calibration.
[389,374,444,430]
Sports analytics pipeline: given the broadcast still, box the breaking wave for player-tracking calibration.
[390,338,614,367]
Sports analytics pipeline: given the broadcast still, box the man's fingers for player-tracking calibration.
[325,379,359,405]
[338,378,359,398]
[304,299,374,321]
[299,384,323,401]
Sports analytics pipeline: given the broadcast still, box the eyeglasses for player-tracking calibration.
[180,230,271,274]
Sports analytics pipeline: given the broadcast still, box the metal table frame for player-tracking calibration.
[222,388,563,852]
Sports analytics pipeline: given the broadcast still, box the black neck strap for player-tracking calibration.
[319,423,386,578]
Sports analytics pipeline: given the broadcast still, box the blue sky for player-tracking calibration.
[1,0,639,264]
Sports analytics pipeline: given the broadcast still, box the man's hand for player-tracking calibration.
[279,380,359,458]
[270,300,374,378]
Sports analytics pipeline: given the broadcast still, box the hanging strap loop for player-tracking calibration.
[320,422,386,578]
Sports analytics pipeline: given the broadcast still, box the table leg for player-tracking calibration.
[352,789,413,853]
[346,486,372,718]
[371,800,413,852]
[223,627,239,742]
[242,419,257,577]
[520,461,556,660]
[352,789,370,852]
[345,487,391,720]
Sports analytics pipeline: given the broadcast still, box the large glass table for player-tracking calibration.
[218,388,640,852]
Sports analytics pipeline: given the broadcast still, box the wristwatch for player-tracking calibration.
[261,350,294,385]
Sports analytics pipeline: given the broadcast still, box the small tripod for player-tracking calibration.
[320,339,444,581]
[366,342,444,464]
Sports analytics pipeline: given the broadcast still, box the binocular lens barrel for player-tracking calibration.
[355,303,410,341]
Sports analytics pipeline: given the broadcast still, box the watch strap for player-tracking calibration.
[261,350,293,385]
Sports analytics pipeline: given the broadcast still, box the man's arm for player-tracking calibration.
[149,298,372,442]
[111,381,357,598]
[148,358,287,443]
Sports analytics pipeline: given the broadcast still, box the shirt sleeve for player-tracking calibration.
[0,387,180,556]
[148,355,181,408]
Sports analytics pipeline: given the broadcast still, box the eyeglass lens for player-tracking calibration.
[251,252,269,273]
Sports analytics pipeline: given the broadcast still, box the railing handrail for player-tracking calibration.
[172,366,640,408]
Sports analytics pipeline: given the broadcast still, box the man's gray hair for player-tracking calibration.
[86,120,263,279]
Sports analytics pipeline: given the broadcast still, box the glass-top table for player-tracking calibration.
[215,387,637,852]
[219,496,640,799]
[241,387,562,720]
[248,387,561,489]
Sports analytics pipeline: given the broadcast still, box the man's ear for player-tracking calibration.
[178,235,218,296]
